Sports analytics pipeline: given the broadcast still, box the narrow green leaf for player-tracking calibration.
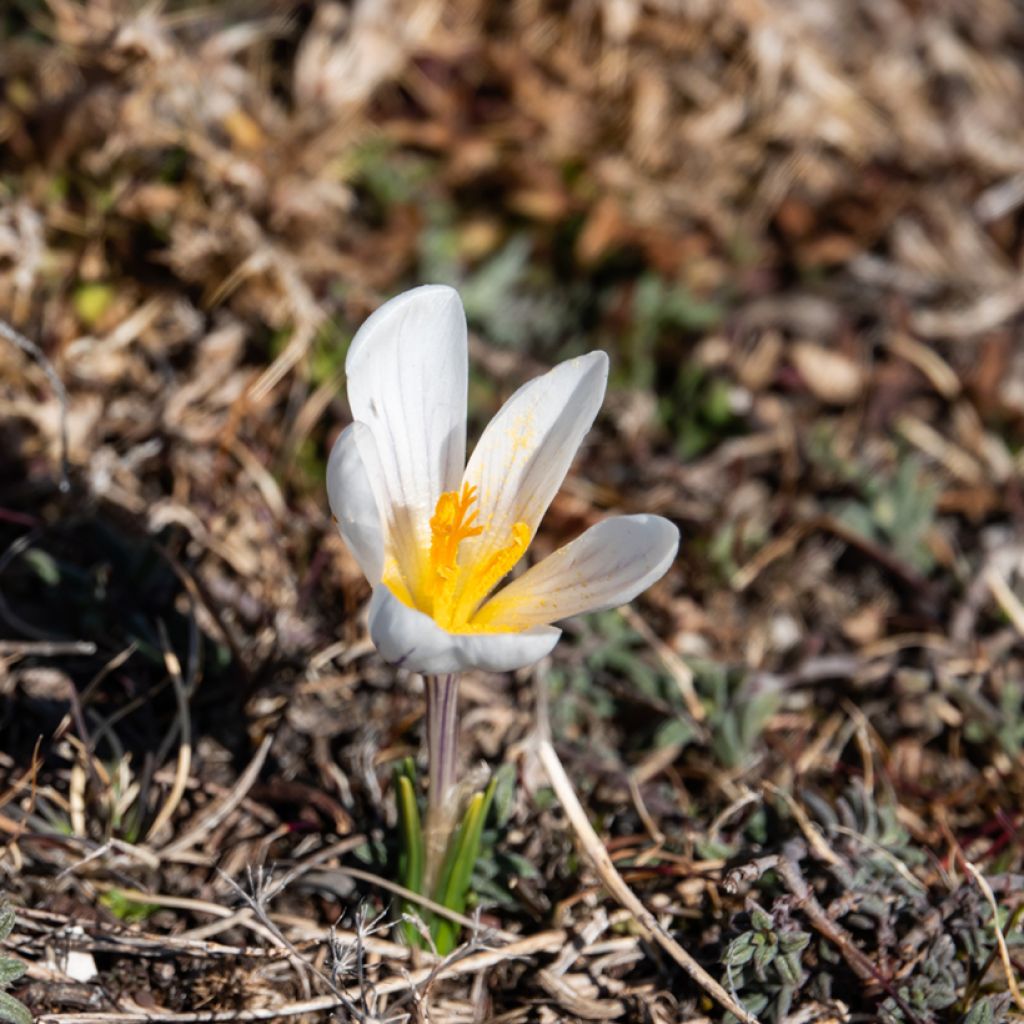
[779,931,810,955]
[963,997,996,1024]
[395,772,426,948]
[431,777,498,955]
[23,548,60,586]
[0,910,13,944]
[723,932,756,968]
[0,990,31,1024]
[489,762,517,828]
[753,934,777,975]
[396,775,424,896]
[776,950,803,986]
[0,960,25,987]
[398,757,418,787]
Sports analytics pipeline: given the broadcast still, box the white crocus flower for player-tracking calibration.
[327,285,679,676]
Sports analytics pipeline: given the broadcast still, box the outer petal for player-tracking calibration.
[368,585,561,674]
[326,422,385,583]
[458,351,608,595]
[474,514,679,630]
[345,285,468,600]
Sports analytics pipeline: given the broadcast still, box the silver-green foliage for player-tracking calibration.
[0,905,30,1024]
[723,901,811,1022]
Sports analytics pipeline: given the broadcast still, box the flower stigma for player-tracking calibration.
[383,481,531,633]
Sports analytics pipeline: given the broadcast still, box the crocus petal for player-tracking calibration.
[474,514,679,630]
[368,585,561,674]
[345,285,468,598]
[457,351,608,603]
[326,422,385,583]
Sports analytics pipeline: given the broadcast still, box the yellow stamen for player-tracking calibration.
[429,482,483,585]
[423,483,481,627]
[452,522,530,628]
[396,482,531,632]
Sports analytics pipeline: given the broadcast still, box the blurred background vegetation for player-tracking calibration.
[0,1,1023,1021]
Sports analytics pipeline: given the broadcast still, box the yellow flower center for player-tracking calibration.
[429,482,484,585]
[384,482,531,632]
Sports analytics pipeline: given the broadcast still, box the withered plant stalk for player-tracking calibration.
[423,673,460,892]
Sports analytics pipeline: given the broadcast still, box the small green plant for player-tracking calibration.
[723,900,811,1022]
[0,903,31,1024]
[720,784,1023,1023]
[879,933,963,1023]
[706,515,770,583]
[623,273,739,458]
[809,428,939,574]
[837,456,939,574]
[544,662,617,738]
[419,221,584,354]
[630,273,724,390]
[662,360,740,460]
[994,679,1024,759]
[394,759,500,955]
[956,676,1024,764]
[962,994,1013,1024]
[349,138,433,208]
[100,889,160,924]
[568,613,778,770]
[692,658,782,771]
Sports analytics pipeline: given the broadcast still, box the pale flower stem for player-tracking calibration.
[423,672,460,895]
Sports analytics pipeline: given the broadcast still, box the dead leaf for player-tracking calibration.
[791,340,864,404]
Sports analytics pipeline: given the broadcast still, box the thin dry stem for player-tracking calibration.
[35,930,567,1024]
[534,670,763,1024]
[964,860,1024,1012]
[423,672,461,893]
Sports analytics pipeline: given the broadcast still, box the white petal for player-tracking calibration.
[345,285,468,597]
[475,514,679,630]
[457,351,608,599]
[368,585,561,674]
[326,422,385,582]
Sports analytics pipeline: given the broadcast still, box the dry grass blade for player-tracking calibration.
[35,930,566,1024]
[762,782,844,869]
[536,737,761,1024]
[0,319,69,491]
[305,864,521,942]
[159,734,273,857]
[963,860,1024,1012]
[144,622,193,842]
[0,640,96,656]
[987,567,1024,639]
[620,606,705,726]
